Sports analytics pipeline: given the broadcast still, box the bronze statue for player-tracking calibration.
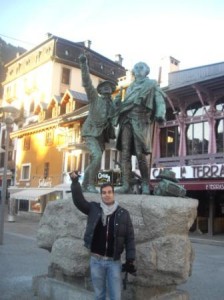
[113,62,166,194]
[79,54,116,193]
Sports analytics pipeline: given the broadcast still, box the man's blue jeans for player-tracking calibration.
[90,256,122,300]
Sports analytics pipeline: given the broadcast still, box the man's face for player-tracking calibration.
[99,83,113,95]
[101,186,115,205]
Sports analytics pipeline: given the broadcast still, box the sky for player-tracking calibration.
[1,0,224,78]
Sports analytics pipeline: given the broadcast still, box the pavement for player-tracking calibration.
[0,211,50,300]
[0,210,224,300]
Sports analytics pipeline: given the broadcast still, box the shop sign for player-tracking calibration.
[205,183,224,190]
[151,164,224,180]
[97,170,122,186]
[39,178,52,187]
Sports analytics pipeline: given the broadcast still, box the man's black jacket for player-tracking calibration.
[71,181,136,261]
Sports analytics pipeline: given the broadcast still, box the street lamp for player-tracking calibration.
[0,106,20,245]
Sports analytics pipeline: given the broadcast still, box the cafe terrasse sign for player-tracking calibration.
[151,164,224,190]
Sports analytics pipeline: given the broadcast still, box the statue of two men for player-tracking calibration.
[79,54,166,194]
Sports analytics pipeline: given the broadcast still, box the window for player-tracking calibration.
[21,164,31,180]
[45,130,54,146]
[216,119,224,153]
[160,126,179,157]
[45,108,52,119]
[187,122,209,155]
[52,107,58,117]
[66,101,73,113]
[23,136,31,151]
[66,153,82,173]
[61,68,71,85]
[44,162,50,179]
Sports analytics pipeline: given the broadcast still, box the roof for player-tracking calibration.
[67,89,88,103]
[164,61,224,106]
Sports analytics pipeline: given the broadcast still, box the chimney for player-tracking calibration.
[46,33,53,39]
[159,56,180,87]
[84,40,92,48]
[115,54,123,66]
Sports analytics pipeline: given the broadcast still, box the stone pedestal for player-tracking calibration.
[35,193,198,299]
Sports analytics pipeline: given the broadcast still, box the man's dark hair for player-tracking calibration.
[100,182,114,194]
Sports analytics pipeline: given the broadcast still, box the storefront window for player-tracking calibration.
[30,200,41,213]
[160,126,179,157]
[187,121,209,155]
[216,119,224,153]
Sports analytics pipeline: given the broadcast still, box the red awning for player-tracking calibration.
[150,179,224,191]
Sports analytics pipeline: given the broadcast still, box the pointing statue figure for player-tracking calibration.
[113,61,166,194]
[79,54,116,193]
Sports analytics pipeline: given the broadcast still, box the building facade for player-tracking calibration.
[151,62,224,235]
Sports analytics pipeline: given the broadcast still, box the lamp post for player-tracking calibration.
[0,106,19,245]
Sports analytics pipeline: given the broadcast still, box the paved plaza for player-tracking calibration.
[0,211,224,299]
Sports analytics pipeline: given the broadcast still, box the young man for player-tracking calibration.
[70,171,136,300]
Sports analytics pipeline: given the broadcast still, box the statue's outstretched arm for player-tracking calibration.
[79,54,98,101]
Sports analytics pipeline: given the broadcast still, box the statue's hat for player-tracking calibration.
[97,80,117,94]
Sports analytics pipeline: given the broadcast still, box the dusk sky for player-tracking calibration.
[1,0,224,78]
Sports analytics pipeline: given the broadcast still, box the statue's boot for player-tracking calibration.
[138,157,150,195]
[141,181,150,195]
[116,165,131,194]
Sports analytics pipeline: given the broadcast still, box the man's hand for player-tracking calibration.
[69,170,80,183]
[79,54,87,64]
[122,260,137,275]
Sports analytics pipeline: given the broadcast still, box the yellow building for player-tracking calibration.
[1,34,126,213]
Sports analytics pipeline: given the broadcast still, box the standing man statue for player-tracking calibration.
[79,54,116,193]
[114,62,166,194]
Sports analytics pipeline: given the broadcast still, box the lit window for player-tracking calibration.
[160,126,179,157]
